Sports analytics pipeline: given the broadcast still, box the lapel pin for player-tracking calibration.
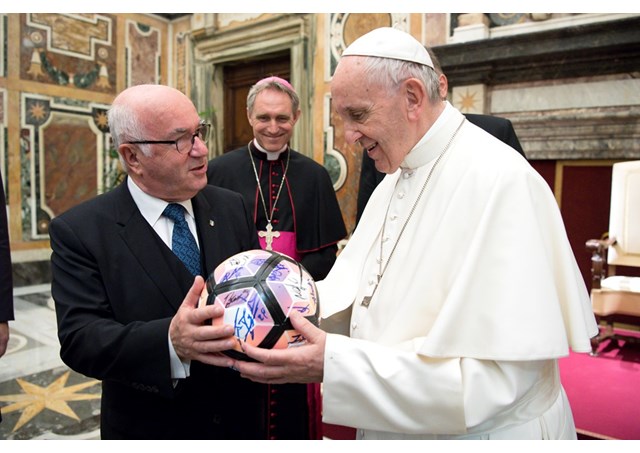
[209,220,215,227]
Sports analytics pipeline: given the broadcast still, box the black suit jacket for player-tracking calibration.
[0,172,13,424]
[356,114,525,224]
[0,172,13,323]
[49,180,273,439]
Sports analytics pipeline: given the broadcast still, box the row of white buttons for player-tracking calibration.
[352,168,417,334]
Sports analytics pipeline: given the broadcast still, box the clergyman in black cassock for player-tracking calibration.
[207,76,347,439]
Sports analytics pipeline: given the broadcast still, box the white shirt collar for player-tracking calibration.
[127,177,195,226]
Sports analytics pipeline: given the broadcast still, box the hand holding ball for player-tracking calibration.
[198,249,319,361]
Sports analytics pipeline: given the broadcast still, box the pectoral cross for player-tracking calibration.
[360,275,381,308]
[258,222,280,251]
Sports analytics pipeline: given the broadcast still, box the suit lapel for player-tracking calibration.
[114,182,190,311]
[192,191,219,279]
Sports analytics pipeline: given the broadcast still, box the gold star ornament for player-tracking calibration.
[28,102,48,121]
[94,110,109,129]
[0,371,100,432]
[456,88,479,112]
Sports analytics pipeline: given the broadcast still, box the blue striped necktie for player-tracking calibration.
[162,203,202,277]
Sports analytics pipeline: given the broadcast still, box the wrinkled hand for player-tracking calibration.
[169,276,236,368]
[231,310,326,384]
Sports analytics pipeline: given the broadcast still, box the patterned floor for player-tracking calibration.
[4,285,638,446]
[0,284,100,439]
[1,285,342,441]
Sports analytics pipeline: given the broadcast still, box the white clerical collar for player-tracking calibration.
[414,101,454,150]
[127,176,195,226]
[252,139,287,161]
[401,102,465,170]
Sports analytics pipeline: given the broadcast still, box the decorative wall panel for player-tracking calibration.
[175,33,188,93]
[452,84,485,114]
[125,20,161,86]
[21,14,116,93]
[20,93,113,241]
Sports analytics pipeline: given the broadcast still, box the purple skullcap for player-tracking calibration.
[256,76,295,93]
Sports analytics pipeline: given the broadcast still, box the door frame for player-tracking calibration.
[222,52,291,153]
[191,14,314,160]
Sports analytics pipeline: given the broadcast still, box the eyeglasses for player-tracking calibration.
[126,121,211,154]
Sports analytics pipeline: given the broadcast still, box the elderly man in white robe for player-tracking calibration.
[230,27,598,439]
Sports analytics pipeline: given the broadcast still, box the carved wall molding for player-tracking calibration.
[510,106,640,160]
[438,15,640,87]
[437,15,640,162]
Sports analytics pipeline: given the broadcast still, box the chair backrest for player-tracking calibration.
[608,160,640,269]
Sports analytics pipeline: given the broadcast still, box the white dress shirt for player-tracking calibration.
[127,177,198,379]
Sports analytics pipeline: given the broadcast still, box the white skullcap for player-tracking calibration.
[342,27,434,68]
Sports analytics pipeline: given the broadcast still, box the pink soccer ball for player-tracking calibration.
[200,249,319,361]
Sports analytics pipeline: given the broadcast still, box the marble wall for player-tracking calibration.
[1,13,179,285]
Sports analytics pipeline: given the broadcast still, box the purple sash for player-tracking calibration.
[258,230,301,261]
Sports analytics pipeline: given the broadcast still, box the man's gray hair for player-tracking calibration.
[246,77,300,114]
[107,100,151,172]
[360,56,441,104]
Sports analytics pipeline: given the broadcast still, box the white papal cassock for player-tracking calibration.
[317,103,598,439]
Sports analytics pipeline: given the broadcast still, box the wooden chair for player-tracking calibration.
[586,160,640,356]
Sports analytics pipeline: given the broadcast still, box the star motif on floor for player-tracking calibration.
[0,371,100,432]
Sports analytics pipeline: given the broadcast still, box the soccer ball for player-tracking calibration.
[199,249,319,361]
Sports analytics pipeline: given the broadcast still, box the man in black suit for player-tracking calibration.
[356,49,525,225]
[0,171,14,424]
[49,84,280,439]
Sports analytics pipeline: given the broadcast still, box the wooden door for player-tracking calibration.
[223,52,291,152]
